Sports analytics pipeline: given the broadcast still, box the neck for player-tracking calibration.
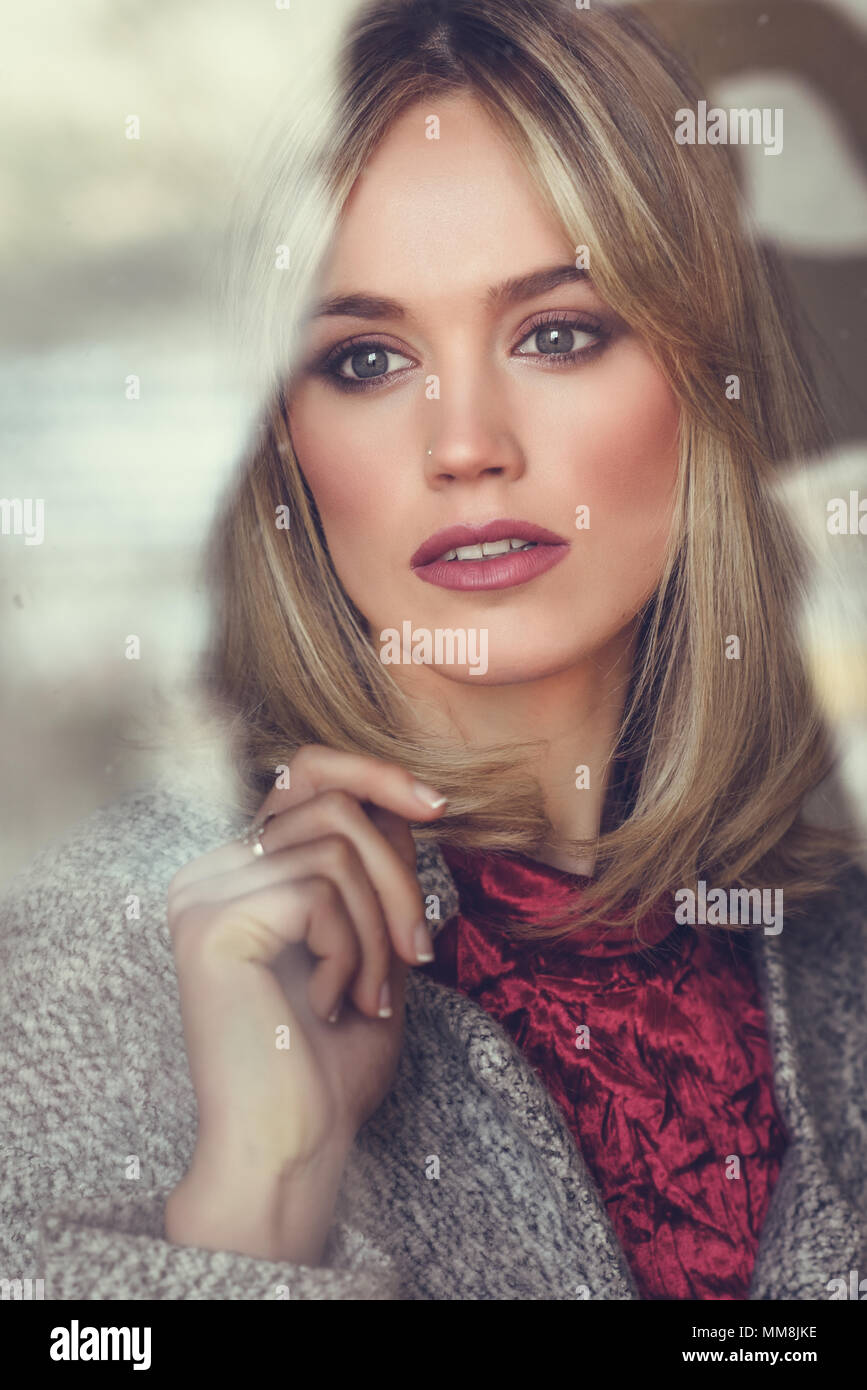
[395,622,639,877]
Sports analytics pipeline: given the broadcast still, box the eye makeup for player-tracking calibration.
[304,308,614,394]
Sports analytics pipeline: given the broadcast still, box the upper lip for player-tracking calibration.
[410,518,569,568]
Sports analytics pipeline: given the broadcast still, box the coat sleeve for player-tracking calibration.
[0,797,401,1300]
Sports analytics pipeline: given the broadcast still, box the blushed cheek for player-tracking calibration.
[291,410,372,526]
[288,409,391,602]
[575,358,680,559]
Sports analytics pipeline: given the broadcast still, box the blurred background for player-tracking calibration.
[1,0,866,883]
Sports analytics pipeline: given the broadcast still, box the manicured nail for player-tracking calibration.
[377,980,392,1018]
[413,780,448,809]
[414,921,435,963]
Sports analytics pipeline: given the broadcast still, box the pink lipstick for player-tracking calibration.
[410,518,569,592]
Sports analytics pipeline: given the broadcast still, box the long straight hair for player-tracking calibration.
[203,0,856,937]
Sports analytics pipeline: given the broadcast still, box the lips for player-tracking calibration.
[410,518,569,569]
[409,517,571,593]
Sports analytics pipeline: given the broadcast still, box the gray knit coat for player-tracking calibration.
[0,781,865,1300]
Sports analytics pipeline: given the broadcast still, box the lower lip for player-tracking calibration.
[412,543,569,591]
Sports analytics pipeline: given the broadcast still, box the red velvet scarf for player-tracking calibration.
[421,844,789,1300]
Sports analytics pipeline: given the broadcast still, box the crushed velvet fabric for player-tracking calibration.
[424,844,790,1300]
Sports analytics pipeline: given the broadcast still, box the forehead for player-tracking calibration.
[320,93,571,305]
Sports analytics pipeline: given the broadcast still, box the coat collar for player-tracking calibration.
[411,836,863,1299]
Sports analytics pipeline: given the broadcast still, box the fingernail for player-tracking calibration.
[414,921,435,963]
[377,980,392,1018]
[412,780,448,809]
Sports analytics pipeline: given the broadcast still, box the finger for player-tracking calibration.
[320,950,412,1042]
[171,792,435,972]
[302,877,365,1023]
[254,744,448,829]
[167,744,445,903]
[363,804,418,871]
[166,745,439,906]
[176,874,362,1020]
[172,834,393,1018]
[306,952,351,1025]
[261,793,432,969]
[305,881,393,1025]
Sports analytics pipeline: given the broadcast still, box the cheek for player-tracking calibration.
[563,349,680,555]
[288,402,382,542]
[287,396,411,622]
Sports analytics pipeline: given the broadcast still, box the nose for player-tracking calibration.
[422,376,525,488]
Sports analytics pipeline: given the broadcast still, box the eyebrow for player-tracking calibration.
[309,263,590,321]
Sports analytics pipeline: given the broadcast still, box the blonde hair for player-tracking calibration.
[203,0,857,937]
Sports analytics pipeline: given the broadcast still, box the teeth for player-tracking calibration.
[436,537,539,563]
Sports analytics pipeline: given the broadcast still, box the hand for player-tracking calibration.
[164,744,448,1261]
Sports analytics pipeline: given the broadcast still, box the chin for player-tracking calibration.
[437,653,580,686]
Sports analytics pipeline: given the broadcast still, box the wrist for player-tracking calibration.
[166,1138,351,1265]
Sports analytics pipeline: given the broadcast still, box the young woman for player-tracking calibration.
[1,0,864,1302]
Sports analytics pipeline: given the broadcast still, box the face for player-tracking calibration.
[286,94,680,691]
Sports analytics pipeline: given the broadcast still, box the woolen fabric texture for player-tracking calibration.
[0,780,865,1300]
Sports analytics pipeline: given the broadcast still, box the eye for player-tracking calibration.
[513,314,605,361]
[322,340,415,391]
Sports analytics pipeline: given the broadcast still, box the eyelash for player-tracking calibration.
[313,310,609,393]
